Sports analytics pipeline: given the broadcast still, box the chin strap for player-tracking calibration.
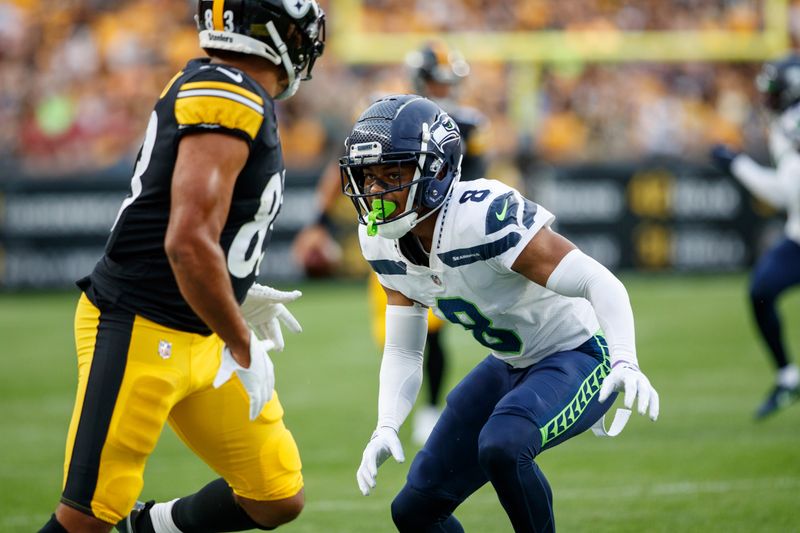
[265,20,300,100]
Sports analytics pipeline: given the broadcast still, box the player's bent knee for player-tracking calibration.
[478,415,539,477]
[750,275,780,303]
[391,485,435,530]
[237,491,304,529]
[391,487,420,530]
[391,484,457,532]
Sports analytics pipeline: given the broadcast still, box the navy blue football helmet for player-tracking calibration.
[197,0,325,99]
[340,94,463,239]
[756,54,800,112]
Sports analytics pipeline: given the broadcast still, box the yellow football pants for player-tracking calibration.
[61,294,302,524]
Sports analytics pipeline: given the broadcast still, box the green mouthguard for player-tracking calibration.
[366,199,397,236]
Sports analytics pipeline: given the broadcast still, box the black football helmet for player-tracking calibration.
[406,40,470,95]
[340,95,462,239]
[197,0,325,99]
[756,54,800,112]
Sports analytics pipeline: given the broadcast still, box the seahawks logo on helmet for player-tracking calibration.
[430,115,460,151]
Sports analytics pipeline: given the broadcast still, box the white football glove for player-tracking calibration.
[214,331,276,421]
[356,427,404,496]
[598,362,660,421]
[240,283,302,351]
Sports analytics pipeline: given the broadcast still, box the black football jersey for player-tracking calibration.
[80,58,284,334]
[438,101,489,182]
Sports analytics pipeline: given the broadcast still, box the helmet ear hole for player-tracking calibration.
[436,163,449,181]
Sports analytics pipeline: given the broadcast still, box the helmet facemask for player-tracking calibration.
[341,146,444,239]
[340,98,462,240]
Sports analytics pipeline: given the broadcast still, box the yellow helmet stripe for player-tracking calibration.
[432,41,450,65]
[212,0,225,30]
[180,81,264,106]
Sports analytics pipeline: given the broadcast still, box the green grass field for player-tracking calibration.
[1,275,799,532]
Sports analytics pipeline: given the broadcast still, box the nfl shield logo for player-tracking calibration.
[158,340,172,359]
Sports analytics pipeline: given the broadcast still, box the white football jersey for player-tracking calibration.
[359,178,600,368]
[733,104,800,244]
[770,106,800,243]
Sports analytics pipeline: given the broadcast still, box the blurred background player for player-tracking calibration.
[293,40,490,444]
[405,40,489,183]
[711,54,800,420]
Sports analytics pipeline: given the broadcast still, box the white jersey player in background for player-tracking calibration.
[711,54,800,419]
[340,94,659,533]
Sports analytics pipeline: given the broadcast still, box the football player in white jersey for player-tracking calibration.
[711,54,800,419]
[340,95,659,533]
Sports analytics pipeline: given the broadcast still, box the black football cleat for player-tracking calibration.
[115,500,154,533]
[755,384,800,420]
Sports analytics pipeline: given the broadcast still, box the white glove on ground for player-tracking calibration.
[356,427,404,496]
[599,362,660,421]
[241,284,302,351]
[214,331,276,421]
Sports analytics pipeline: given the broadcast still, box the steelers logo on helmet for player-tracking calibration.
[283,0,312,18]
[339,94,463,240]
[197,0,325,100]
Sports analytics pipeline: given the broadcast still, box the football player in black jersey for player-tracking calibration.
[292,40,490,445]
[39,1,324,533]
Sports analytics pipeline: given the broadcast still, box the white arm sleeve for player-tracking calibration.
[731,154,789,209]
[376,304,428,431]
[546,250,637,367]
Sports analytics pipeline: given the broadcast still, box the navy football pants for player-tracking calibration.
[750,238,800,369]
[391,336,616,533]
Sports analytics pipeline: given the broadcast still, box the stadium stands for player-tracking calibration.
[2,0,796,176]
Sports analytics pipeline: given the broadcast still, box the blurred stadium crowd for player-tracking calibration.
[2,0,800,177]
